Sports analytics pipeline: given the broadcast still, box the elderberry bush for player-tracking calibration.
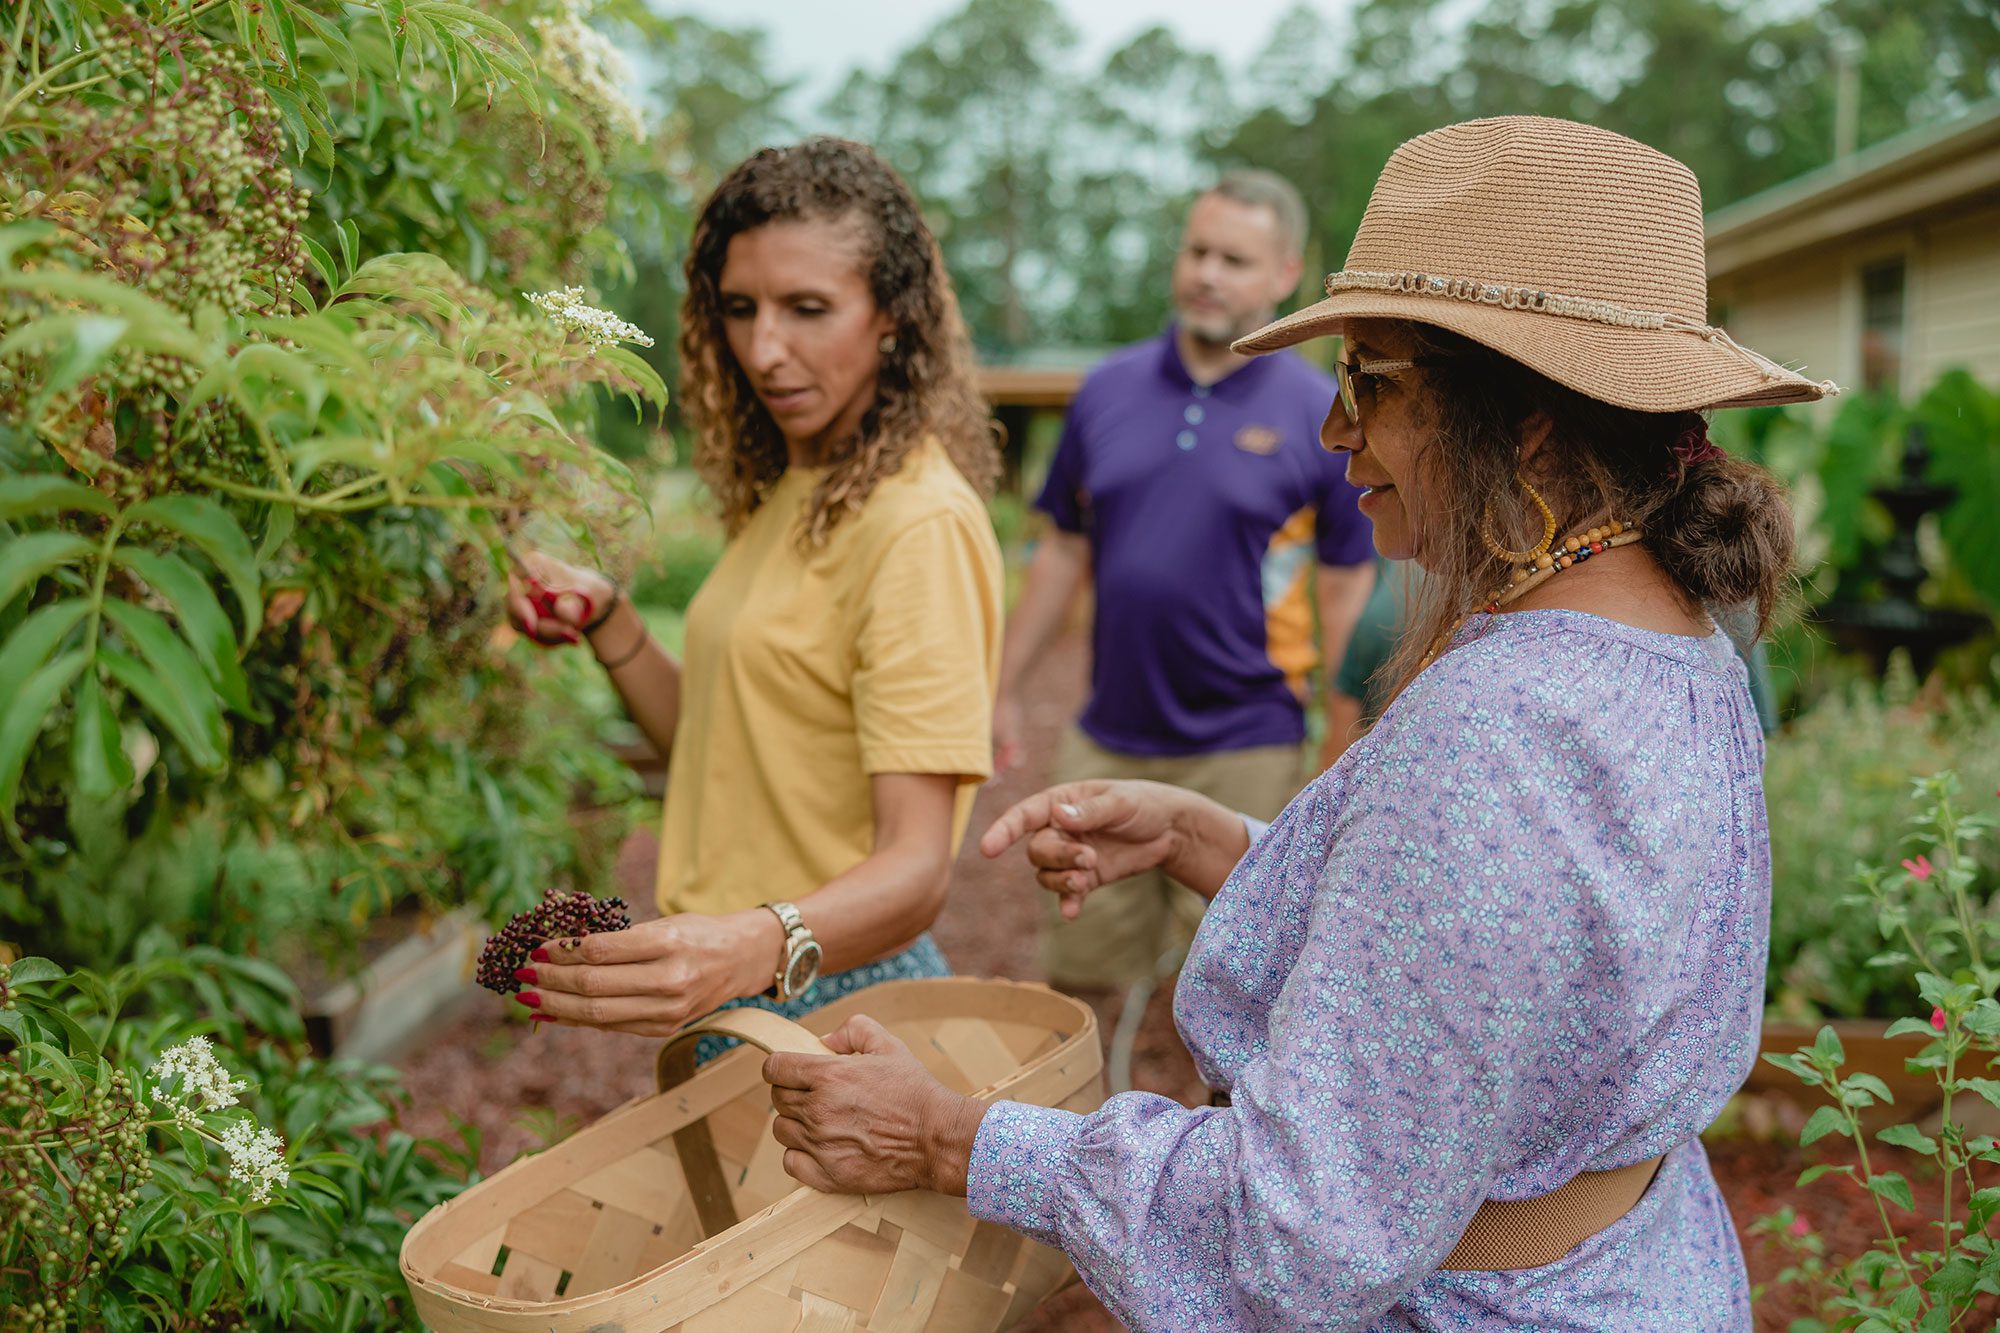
[476,888,632,994]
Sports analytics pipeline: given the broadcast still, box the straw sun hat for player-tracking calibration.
[1235,116,1838,413]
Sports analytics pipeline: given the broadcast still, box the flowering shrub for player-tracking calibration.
[1765,663,2000,1020]
[0,0,674,961]
[1759,772,2000,1328]
[1,951,476,1330]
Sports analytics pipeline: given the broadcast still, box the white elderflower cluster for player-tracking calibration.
[218,1119,291,1204]
[149,1036,247,1117]
[532,0,647,144]
[526,286,655,351]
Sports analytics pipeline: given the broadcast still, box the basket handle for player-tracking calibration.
[653,1007,835,1240]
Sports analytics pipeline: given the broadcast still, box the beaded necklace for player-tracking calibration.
[1420,519,1644,668]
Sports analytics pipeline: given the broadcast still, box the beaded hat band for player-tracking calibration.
[1234,117,1839,413]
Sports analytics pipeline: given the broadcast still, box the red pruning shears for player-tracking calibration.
[501,536,597,632]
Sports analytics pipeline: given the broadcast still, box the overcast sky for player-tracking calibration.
[660,0,1354,115]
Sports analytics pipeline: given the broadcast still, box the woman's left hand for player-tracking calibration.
[764,1016,988,1196]
[520,912,775,1036]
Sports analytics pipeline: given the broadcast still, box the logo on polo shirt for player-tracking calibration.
[1234,424,1281,455]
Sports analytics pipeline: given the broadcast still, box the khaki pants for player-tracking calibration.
[1041,729,1306,989]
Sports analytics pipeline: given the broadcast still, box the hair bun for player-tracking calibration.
[1650,458,1793,627]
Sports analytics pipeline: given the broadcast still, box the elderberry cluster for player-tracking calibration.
[475,889,630,994]
[1,1054,152,1333]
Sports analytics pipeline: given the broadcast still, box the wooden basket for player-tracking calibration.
[400,978,1103,1332]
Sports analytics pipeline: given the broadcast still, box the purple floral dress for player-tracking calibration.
[969,610,1766,1330]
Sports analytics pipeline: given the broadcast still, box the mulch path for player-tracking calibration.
[395,630,1957,1330]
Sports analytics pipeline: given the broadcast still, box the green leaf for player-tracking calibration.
[337,217,360,278]
[0,648,85,827]
[15,995,97,1063]
[1801,1104,1847,1146]
[113,549,252,714]
[1968,1186,2000,1231]
[123,495,262,638]
[0,530,94,611]
[69,672,133,800]
[301,235,339,290]
[0,474,114,521]
[98,643,225,773]
[1876,1123,1938,1155]
[0,598,89,711]
[189,1255,225,1315]
[1797,1162,1855,1186]
[3,957,65,985]
[1867,1171,1916,1211]
[1927,1255,1980,1300]
[1883,1016,1939,1041]
[1844,1073,1895,1107]
[1811,1024,1846,1066]
[1962,1078,2000,1111]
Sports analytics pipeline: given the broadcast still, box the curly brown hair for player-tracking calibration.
[1374,321,1795,705]
[679,138,999,546]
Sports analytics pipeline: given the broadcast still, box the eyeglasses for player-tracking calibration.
[1334,356,1436,423]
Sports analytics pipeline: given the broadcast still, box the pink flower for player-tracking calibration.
[1932,1007,1947,1032]
[1788,1215,1810,1238]
[1903,854,1934,882]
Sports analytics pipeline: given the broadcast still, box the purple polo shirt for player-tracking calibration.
[1036,328,1374,757]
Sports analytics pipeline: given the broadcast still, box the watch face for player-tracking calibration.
[785,940,823,997]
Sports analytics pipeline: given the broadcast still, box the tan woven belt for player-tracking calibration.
[1207,1090,1661,1271]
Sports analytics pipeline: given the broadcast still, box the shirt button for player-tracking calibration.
[1192,385,1212,399]
[1184,405,1205,425]
[1176,430,1198,451]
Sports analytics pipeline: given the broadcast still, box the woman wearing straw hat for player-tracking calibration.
[759,116,1832,1329]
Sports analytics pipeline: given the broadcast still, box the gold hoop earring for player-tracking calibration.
[1480,474,1557,563]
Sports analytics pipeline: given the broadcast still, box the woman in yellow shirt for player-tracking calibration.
[506,139,1003,1043]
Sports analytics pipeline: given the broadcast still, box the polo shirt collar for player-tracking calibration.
[1158,322,1281,399]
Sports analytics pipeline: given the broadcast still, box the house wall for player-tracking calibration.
[1709,192,2000,412]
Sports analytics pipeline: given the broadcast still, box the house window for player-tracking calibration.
[1860,258,1906,394]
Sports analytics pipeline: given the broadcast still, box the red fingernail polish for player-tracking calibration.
[514,968,537,984]
[530,1013,554,1023]
[516,992,541,1008]
[530,947,550,962]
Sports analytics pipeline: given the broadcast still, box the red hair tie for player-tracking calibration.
[1671,425,1725,467]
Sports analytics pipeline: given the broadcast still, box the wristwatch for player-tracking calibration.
[762,901,823,1002]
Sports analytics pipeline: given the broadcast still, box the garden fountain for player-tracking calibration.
[1814,424,1990,678]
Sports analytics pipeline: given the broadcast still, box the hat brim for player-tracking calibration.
[1233,291,1834,413]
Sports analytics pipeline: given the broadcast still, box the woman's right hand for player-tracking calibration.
[978,779,1192,918]
[506,550,615,648]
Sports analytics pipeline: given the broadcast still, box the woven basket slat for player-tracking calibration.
[877,1189,980,1258]
[930,1017,1024,1093]
[924,1268,1014,1333]
[434,1262,502,1296]
[679,1281,800,1332]
[866,1229,952,1332]
[957,1222,1023,1288]
[795,1222,897,1309]
[500,1187,599,1272]
[573,1147,695,1230]
[797,1290,862,1331]
[564,1201,657,1297]
[403,980,1103,1332]
[492,1248,563,1302]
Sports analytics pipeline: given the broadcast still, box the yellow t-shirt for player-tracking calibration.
[656,440,1003,917]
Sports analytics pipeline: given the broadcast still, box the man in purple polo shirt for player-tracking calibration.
[994,169,1376,993]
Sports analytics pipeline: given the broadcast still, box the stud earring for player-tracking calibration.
[878,334,897,354]
[1480,474,1557,563]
